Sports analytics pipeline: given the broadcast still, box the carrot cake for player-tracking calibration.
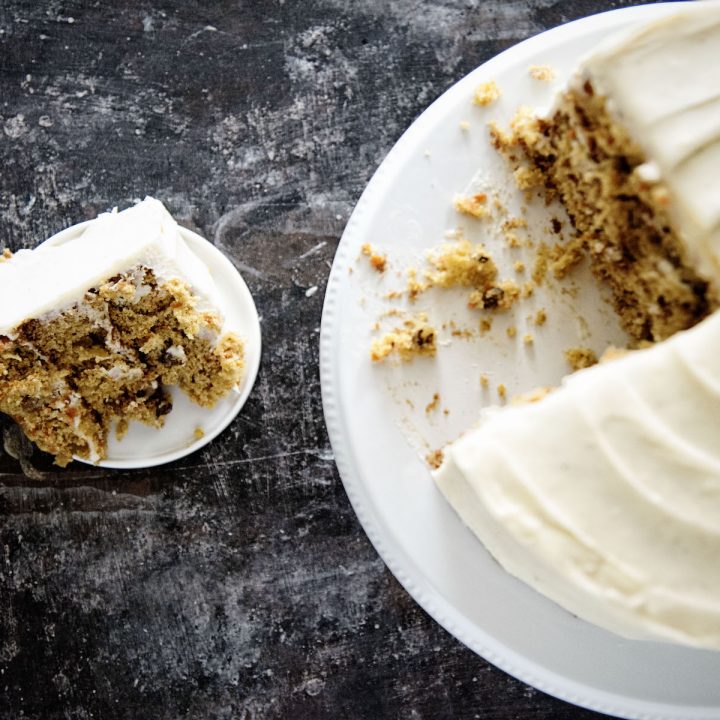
[493,4,720,343]
[0,197,244,466]
[434,3,720,649]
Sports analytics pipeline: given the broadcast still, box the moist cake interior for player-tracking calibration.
[0,265,244,466]
[493,82,717,344]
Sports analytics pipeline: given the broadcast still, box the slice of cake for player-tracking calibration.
[434,4,720,649]
[0,198,244,466]
[495,1,720,342]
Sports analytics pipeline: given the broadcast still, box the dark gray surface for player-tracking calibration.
[0,1,659,718]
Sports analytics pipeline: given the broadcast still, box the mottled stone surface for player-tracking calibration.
[0,1,659,718]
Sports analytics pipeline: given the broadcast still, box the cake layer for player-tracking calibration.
[0,197,223,337]
[434,309,720,649]
[498,2,720,342]
[579,0,720,281]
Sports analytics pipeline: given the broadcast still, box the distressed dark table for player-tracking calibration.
[0,2,660,718]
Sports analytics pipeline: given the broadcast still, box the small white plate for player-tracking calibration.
[41,219,261,469]
[320,4,720,719]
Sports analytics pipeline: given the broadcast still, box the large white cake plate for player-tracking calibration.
[41,217,261,469]
[320,4,720,719]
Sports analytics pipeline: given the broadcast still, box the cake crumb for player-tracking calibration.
[549,237,584,278]
[506,326,517,338]
[406,267,427,300]
[565,346,598,371]
[193,427,205,440]
[497,383,507,399]
[502,217,529,248]
[523,333,534,345]
[361,243,387,273]
[480,374,490,388]
[492,194,506,213]
[513,165,544,190]
[453,192,490,219]
[0,248,11,262]
[504,217,528,230]
[473,80,501,106]
[448,320,474,339]
[534,308,547,326]
[425,392,441,414]
[479,318,493,334]
[514,261,525,273]
[529,64,556,82]
[370,315,437,363]
[426,239,498,292]
[426,449,444,470]
[459,120,471,131]
[470,279,520,312]
[504,232,522,248]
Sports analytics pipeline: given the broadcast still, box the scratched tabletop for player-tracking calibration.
[0,2,657,718]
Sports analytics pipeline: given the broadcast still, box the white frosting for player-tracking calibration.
[579,0,720,282]
[435,309,720,649]
[0,197,224,337]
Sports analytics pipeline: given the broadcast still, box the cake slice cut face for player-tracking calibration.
[500,1,720,343]
[0,198,244,466]
[434,3,720,649]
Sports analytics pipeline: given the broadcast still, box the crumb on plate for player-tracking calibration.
[473,80,501,106]
[529,64,556,81]
[361,242,387,273]
[425,392,441,414]
[370,314,437,363]
[453,192,490,219]
[565,346,598,371]
[426,448,444,470]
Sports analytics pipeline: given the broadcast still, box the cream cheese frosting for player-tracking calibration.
[578,0,720,283]
[434,309,720,649]
[0,197,224,338]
